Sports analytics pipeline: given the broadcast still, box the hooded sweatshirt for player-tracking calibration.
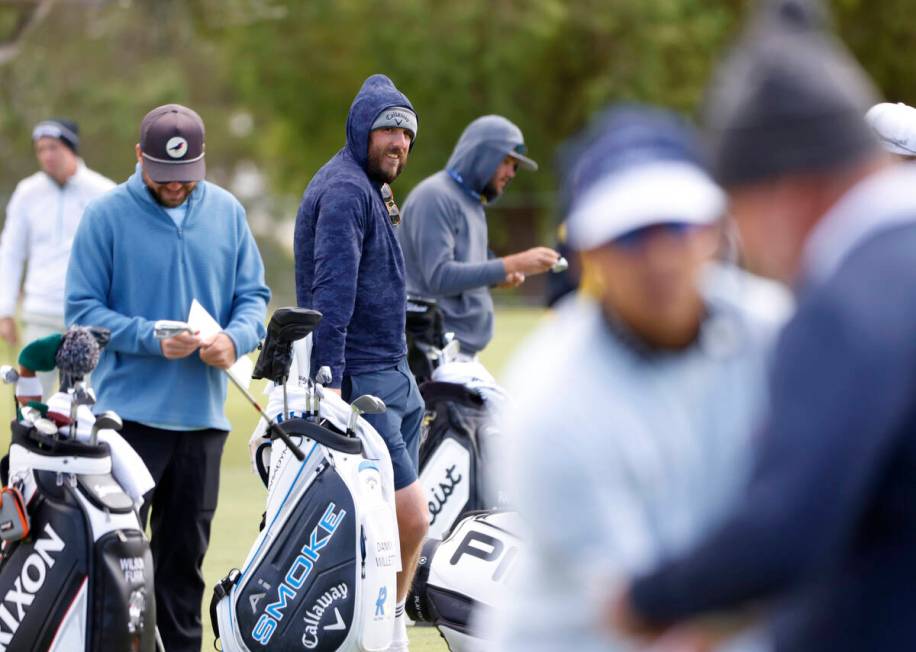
[65,164,269,431]
[398,116,527,354]
[294,74,417,387]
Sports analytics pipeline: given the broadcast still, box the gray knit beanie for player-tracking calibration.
[704,0,880,187]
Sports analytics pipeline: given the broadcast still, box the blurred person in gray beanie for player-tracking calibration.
[610,1,916,650]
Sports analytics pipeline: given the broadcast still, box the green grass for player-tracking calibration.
[0,306,547,651]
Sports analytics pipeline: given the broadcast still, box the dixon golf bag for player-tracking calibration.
[0,416,156,651]
[0,326,158,652]
[408,511,522,652]
[211,308,400,652]
[418,362,506,540]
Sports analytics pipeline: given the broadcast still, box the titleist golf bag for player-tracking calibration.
[408,511,522,652]
[418,361,506,540]
[211,308,400,652]
[0,326,158,652]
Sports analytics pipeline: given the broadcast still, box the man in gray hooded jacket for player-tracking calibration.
[399,116,558,356]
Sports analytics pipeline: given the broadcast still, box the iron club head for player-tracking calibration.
[153,320,194,340]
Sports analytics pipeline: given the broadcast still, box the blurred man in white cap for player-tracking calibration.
[481,105,789,652]
[865,101,916,160]
[0,118,114,396]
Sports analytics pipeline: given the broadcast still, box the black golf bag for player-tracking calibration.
[408,511,522,652]
[0,420,156,651]
[405,296,447,385]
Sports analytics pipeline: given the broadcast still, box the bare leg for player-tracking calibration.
[394,480,429,600]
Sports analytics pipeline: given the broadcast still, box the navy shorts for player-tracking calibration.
[342,357,425,490]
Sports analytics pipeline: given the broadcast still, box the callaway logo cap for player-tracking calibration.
[139,103,206,183]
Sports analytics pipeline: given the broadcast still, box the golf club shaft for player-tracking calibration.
[224,371,306,461]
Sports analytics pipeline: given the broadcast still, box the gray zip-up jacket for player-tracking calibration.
[399,116,526,354]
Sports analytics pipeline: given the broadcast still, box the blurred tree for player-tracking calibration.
[0,0,912,304]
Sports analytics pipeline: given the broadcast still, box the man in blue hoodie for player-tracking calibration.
[399,116,559,357]
[66,104,270,652]
[294,74,427,652]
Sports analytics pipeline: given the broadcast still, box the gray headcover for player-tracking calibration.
[704,0,880,187]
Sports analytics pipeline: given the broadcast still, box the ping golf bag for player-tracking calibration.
[212,308,400,652]
[0,417,157,651]
[408,511,522,652]
[418,361,506,540]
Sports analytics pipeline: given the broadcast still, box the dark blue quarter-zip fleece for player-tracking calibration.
[294,74,417,387]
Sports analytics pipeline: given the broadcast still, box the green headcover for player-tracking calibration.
[17,333,63,373]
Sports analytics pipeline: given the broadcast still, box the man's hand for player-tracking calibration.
[160,331,201,359]
[606,587,667,642]
[498,271,526,288]
[0,317,18,346]
[199,333,237,369]
[503,247,560,276]
[326,387,342,397]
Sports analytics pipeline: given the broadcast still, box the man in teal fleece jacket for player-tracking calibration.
[66,104,269,652]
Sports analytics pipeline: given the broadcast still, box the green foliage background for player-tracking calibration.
[1,0,913,303]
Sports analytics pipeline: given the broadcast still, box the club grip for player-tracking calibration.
[268,422,306,460]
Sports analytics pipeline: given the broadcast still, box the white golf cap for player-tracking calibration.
[865,102,916,156]
[566,160,726,251]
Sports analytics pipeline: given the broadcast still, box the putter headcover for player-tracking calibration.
[252,307,323,384]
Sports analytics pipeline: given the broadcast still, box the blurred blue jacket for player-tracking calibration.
[65,164,269,431]
[483,264,791,652]
[631,164,916,651]
[294,74,416,386]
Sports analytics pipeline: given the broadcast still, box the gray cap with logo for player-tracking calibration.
[139,104,206,183]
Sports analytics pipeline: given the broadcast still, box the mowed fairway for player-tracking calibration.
[0,306,547,652]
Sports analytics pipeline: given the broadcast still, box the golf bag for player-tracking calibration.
[405,296,447,385]
[0,419,157,651]
[418,361,506,540]
[212,308,400,652]
[408,511,522,652]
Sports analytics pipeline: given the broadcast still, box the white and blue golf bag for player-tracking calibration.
[0,401,157,651]
[211,328,400,652]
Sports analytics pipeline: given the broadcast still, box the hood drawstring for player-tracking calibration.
[446,168,485,204]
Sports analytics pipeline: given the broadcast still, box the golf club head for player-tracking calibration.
[315,366,332,386]
[153,320,194,340]
[0,365,19,384]
[32,418,59,437]
[20,406,42,424]
[351,394,386,415]
[551,256,569,273]
[441,338,461,364]
[92,410,123,433]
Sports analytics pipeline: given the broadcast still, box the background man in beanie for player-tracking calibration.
[612,1,916,650]
[66,103,270,652]
[294,74,427,652]
[0,118,113,397]
[481,105,788,652]
[398,115,559,358]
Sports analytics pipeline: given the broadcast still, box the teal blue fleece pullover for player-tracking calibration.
[65,164,269,430]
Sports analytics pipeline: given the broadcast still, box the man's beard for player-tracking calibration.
[482,180,503,202]
[367,150,405,184]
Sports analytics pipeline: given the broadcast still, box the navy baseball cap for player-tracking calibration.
[139,104,206,183]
